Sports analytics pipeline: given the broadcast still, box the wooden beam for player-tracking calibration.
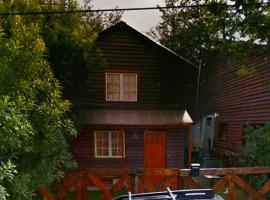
[138,168,178,176]
[179,167,270,177]
[37,189,57,200]
[188,125,193,167]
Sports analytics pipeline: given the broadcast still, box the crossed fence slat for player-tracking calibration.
[38,167,270,200]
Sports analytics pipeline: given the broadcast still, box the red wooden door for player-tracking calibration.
[144,130,166,168]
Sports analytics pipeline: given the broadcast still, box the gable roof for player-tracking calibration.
[98,21,197,68]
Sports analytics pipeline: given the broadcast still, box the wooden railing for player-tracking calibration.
[38,167,270,200]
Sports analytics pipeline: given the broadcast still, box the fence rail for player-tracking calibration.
[38,167,270,200]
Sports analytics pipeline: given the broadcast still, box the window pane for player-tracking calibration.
[96,149,103,156]
[111,132,119,140]
[96,131,109,157]
[123,73,137,101]
[106,73,120,101]
[95,131,124,158]
[102,148,109,156]
[96,132,102,140]
[96,141,103,148]
[112,142,118,148]
[112,148,118,156]
[118,148,123,156]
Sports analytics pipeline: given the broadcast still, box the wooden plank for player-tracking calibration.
[138,176,144,193]
[87,173,112,200]
[38,168,270,200]
[81,183,88,200]
[37,189,57,200]
[55,175,76,199]
[183,177,201,189]
[179,167,270,177]
[212,176,226,192]
[138,168,178,176]
[227,176,235,200]
[110,174,129,194]
[143,176,155,192]
[89,169,134,176]
[232,175,266,200]
[259,180,270,195]
[128,175,135,193]
[161,176,178,190]
[75,182,82,200]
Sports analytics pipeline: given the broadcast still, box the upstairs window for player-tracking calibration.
[106,72,137,101]
[94,131,125,158]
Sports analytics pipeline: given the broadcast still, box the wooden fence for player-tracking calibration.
[38,167,270,200]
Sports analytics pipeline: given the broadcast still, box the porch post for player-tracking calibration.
[188,124,193,167]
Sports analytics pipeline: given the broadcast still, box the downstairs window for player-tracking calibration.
[94,130,125,158]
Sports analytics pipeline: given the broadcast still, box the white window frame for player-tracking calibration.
[105,72,138,102]
[94,131,125,158]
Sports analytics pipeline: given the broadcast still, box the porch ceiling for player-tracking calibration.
[78,110,193,126]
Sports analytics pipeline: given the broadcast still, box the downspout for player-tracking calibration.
[195,59,202,113]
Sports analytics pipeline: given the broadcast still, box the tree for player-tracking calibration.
[150,0,270,111]
[41,0,122,103]
[0,15,77,199]
[0,1,122,199]
[0,161,16,200]
[240,123,270,194]
[150,0,270,65]
[150,0,219,65]
[0,0,122,103]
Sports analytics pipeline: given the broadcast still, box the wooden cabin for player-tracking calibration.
[69,21,197,170]
[196,53,270,166]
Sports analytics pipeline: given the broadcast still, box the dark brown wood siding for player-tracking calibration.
[69,126,186,169]
[199,53,270,153]
[79,25,196,111]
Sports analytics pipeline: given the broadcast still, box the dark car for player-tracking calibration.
[114,188,224,200]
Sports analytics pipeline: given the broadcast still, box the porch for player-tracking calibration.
[38,167,270,200]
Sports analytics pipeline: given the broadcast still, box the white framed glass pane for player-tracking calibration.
[123,73,137,101]
[106,73,121,101]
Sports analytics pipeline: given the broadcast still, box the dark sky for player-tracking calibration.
[78,0,165,32]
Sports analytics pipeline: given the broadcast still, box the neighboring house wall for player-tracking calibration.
[199,53,270,159]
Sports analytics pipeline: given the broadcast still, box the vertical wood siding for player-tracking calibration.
[200,54,270,153]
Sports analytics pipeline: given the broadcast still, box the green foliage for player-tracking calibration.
[0,12,77,200]
[150,0,270,66]
[236,65,257,76]
[150,0,227,65]
[240,123,270,193]
[0,1,122,199]
[41,0,122,103]
[0,0,122,103]
[240,123,270,166]
[0,161,16,200]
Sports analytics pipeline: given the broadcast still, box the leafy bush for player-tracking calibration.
[0,15,77,200]
[240,123,270,191]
